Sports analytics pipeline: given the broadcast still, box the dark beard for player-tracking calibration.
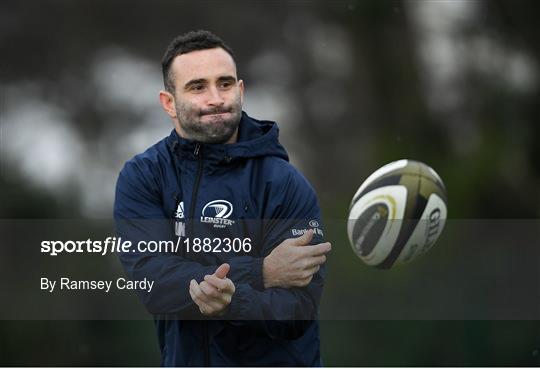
[175,97,242,144]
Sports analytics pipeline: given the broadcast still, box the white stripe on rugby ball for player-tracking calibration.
[397,193,448,264]
[352,159,408,202]
[426,166,444,186]
[348,185,407,266]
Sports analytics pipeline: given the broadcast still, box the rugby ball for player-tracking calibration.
[347,160,447,269]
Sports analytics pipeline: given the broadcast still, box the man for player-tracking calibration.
[114,30,331,366]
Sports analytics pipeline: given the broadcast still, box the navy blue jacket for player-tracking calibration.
[114,112,326,366]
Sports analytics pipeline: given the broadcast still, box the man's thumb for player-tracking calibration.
[291,229,314,246]
[214,263,230,279]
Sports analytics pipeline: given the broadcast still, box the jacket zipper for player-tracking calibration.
[187,143,210,367]
[188,143,203,236]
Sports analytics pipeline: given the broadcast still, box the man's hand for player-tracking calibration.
[263,229,331,289]
[189,263,235,317]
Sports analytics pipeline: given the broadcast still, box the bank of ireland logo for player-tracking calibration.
[292,218,324,237]
[174,201,185,237]
[201,200,235,228]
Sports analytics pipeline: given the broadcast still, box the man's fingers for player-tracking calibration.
[189,280,214,312]
[293,275,313,287]
[303,255,327,269]
[195,295,217,315]
[190,279,206,301]
[289,229,314,246]
[199,279,221,298]
[204,274,234,293]
[200,281,230,309]
[189,280,204,305]
[190,280,223,313]
[190,279,213,303]
[303,264,320,278]
[214,263,230,279]
[305,242,332,257]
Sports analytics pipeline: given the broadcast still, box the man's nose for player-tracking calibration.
[207,86,225,106]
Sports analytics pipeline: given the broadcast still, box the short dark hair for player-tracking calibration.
[161,30,236,93]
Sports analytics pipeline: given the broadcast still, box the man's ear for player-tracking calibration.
[238,79,244,104]
[159,90,177,118]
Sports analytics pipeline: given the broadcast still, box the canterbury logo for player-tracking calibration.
[202,200,233,219]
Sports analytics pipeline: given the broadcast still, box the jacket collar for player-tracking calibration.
[166,111,289,164]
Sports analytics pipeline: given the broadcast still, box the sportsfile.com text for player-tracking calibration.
[40,237,252,256]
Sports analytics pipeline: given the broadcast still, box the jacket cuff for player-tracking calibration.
[225,283,251,320]
[227,256,264,291]
[250,257,265,291]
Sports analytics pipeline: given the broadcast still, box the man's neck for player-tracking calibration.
[224,129,238,144]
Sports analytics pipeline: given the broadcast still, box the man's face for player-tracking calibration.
[169,47,243,144]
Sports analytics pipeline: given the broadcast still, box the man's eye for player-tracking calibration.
[191,85,205,92]
[220,81,233,89]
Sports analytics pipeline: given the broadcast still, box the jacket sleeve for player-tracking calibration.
[114,159,266,315]
[222,166,327,339]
